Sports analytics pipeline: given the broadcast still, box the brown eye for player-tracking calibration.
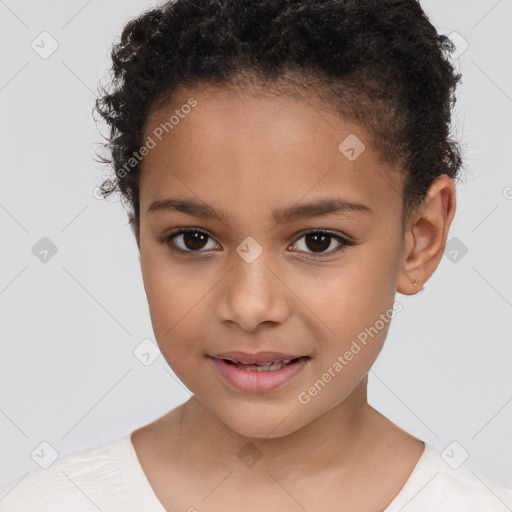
[180,230,209,250]
[291,230,354,259]
[158,228,355,259]
[162,228,219,253]
[304,232,331,252]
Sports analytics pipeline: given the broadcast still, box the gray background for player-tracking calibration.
[1,0,511,492]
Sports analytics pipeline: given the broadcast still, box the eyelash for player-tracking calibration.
[157,227,356,259]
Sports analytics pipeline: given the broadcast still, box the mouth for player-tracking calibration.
[208,354,310,392]
[221,357,304,371]
[210,350,309,365]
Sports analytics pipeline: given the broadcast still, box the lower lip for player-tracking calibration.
[209,357,309,393]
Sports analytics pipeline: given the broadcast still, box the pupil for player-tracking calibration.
[306,232,330,252]
[184,232,208,250]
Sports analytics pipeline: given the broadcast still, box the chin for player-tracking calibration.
[214,402,304,439]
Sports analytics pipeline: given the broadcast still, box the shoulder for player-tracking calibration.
[0,435,133,512]
[386,443,512,511]
[431,463,512,510]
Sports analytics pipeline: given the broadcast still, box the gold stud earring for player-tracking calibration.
[411,279,420,287]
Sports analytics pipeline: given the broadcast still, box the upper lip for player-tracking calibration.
[210,351,306,364]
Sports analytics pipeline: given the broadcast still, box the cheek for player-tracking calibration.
[141,237,208,323]
[140,251,210,363]
[290,240,401,366]
[289,252,397,339]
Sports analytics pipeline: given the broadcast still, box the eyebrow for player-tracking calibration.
[147,196,373,225]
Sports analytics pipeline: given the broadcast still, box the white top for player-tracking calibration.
[1,434,511,511]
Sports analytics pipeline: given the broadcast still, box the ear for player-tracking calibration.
[397,174,457,295]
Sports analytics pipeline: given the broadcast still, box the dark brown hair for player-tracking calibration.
[94,0,463,228]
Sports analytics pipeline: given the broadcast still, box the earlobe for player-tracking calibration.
[397,227,425,295]
[397,174,457,295]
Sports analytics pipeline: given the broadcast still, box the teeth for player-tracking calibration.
[247,363,285,371]
[231,358,296,371]
[247,359,293,366]
[248,359,293,366]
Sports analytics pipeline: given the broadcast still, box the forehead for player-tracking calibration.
[139,84,404,223]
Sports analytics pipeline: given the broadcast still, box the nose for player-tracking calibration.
[216,251,290,332]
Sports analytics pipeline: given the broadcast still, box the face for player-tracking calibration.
[136,84,407,438]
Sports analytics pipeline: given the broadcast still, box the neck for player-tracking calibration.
[166,376,383,482]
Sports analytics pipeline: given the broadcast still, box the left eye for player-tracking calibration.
[158,228,354,258]
[290,230,354,259]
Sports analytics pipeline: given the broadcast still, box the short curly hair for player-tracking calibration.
[94,0,463,229]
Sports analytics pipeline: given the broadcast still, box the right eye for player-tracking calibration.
[158,227,221,255]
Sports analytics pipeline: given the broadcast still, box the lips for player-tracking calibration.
[209,355,310,392]
[210,350,307,365]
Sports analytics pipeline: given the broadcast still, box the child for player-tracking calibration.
[1,0,511,510]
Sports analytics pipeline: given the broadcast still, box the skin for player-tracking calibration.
[129,83,456,511]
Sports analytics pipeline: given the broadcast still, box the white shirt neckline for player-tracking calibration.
[120,432,432,511]
[120,432,169,511]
